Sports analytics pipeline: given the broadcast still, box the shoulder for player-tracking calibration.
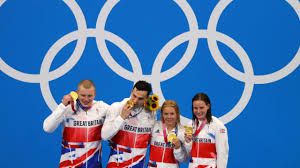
[110,98,129,109]
[142,108,157,121]
[210,116,227,133]
[153,121,161,129]
[94,100,110,109]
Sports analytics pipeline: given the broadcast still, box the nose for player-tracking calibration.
[194,108,200,113]
[165,114,171,119]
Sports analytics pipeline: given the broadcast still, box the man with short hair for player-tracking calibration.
[102,80,157,168]
[43,79,109,168]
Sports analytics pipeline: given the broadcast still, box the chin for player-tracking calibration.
[166,121,175,125]
[197,116,205,120]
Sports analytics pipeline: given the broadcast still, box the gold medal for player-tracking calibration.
[126,99,134,108]
[167,133,177,143]
[184,125,193,134]
[70,91,78,101]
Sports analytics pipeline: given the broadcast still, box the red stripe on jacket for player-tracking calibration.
[111,130,150,148]
[149,145,177,164]
[63,125,102,143]
[191,142,217,158]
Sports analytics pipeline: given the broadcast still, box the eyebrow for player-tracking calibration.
[133,93,144,99]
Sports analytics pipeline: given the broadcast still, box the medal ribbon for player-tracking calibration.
[193,119,207,137]
[162,123,178,144]
[128,107,143,118]
[71,101,76,113]
[72,99,92,112]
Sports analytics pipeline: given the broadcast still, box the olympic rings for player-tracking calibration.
[0,0,299,124]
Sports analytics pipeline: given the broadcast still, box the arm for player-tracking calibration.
[43,103,68,133]
[173,142,189,162]
[43,94,72,133]
[101,100,127,140]
[183,132,193,155]
[215,125,229,168]
[182,121,193,156]
[173,129,191,162]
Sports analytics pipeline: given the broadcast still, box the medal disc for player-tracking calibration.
[70,91,78,101]
[184,126,193,134]
[167,133,177,142]
[127,100,134,108]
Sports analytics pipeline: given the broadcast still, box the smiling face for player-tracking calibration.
[192,100,210,121]
[162,106,177,128]
[77,85,96,107]
[161,100,180,128]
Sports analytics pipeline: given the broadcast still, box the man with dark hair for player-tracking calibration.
[102,80,157,168]
[43,79,109,168]
[132,80,152,96]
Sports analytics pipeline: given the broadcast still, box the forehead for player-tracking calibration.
[78,86,95,94]
[193,100,207,106]
[132,88,148,98]
[162,106,176,113]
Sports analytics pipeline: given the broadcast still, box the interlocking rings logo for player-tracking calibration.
[1,0,299,125]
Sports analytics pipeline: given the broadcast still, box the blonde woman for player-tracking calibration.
[148,100,190,168]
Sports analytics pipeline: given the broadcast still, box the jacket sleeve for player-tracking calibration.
[183,121,193,156]
[173,128,190,162]
[215,123,229,168]
[43,103,68,133]
[101,101,126,140]
[183,140,192,158]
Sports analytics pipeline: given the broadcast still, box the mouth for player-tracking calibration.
[165,119,174,123]
[196,112,204,117]
[81,101,90,106]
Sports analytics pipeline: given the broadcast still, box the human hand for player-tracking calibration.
[120,103,132,120]
[172,138,181,149]
[184,132,192,143]
[62,94,73,106]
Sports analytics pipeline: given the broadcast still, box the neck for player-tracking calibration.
[165,123,176,132]
[198,118,206,121]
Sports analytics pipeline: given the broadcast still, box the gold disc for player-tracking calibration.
[126,100,134,108]
[70,91,78,101]
[167,133,177,143]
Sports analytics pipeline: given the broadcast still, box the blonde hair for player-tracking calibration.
[161,100,181,125]
[77,79,95,90]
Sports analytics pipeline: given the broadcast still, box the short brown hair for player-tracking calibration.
[77,79,96,90]
[161,100,181,125]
